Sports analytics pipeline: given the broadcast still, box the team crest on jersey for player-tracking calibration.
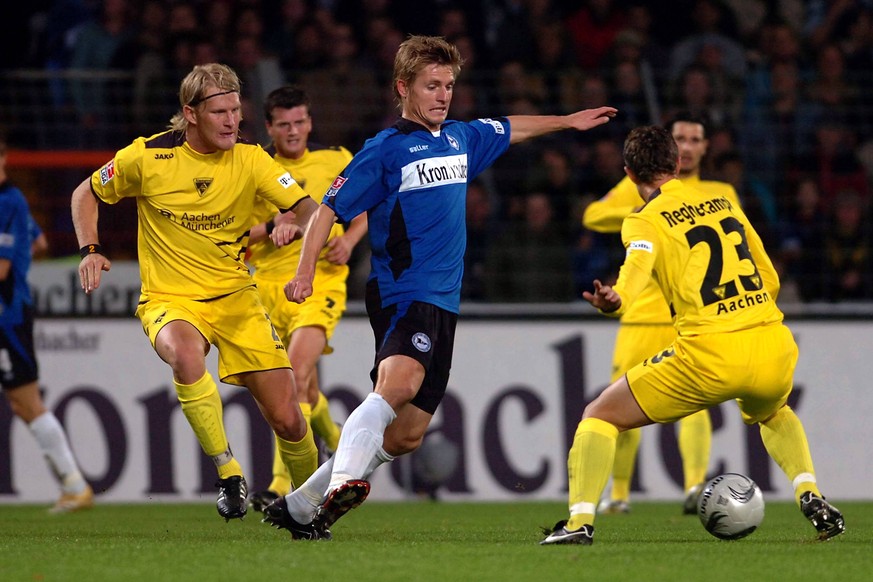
[99,160,115,185]
[277,171,295,189]
[447,134,459,150]
[628,240,653,253]
[477,118,505,134]
[412,332,432,353]
[326,175,347,198]
[194,178,213,196]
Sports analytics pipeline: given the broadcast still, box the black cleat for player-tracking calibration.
[540,520,594,545]
[216,475,248,521]
[248,490,280,514]
[312,480,370,531]
[262,496,330,540]
[800,492,845,541]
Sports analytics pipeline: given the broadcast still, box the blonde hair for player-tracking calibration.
[168,63,242,132]
[392,35,463,106]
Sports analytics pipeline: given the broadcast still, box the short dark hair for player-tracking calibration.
[665,110,710,137]
[623,125,678,184]
[264,86,311,122]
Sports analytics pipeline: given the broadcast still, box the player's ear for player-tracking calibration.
[396,80,408,99]
[183,104,198,126]
[624,166,638,183]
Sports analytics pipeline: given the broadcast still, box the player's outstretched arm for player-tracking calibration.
[507,106,617,144]
[582,279,622,313]
[71,177,111,294]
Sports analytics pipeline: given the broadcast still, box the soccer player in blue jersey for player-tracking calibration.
[1,135,94,513]
[262,35,616,540]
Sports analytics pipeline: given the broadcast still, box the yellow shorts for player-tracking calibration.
[254,269,347,354]
[611,323,676,382]
[626,323,798,425]
[135,286,291,386]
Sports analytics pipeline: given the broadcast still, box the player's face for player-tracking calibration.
[671,121,707,177]
[399,64,455,132]
[185,89,242,153]
[266,105,312,160]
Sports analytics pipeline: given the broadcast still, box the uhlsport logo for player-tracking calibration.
[412,332,432,353]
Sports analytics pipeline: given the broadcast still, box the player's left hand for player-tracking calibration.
[270,223,303,247]
[582,279,622,312]
[568,107,618,131]
[325,234,354,265]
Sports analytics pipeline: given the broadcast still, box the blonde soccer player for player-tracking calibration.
[72,64,319,521]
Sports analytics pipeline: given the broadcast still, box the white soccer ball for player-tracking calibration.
[697,473,765,540]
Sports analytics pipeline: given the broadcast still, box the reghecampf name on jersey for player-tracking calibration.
[660,196,734,227]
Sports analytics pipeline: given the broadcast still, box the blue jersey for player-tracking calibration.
[0,181,36,325]
[324,117,511,313]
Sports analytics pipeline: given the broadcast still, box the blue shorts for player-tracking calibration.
[0,305,38,390]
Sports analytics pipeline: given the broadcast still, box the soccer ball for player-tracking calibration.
[697,473,765,540]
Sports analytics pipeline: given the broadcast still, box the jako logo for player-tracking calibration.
[154,153,174,160]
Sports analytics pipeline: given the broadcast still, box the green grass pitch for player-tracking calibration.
[2,500,871,582]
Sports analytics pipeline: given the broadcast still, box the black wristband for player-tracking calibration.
[265,219,276,235]
[79,244,104,259]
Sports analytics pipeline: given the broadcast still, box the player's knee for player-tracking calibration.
[384,429,424,456]
[270,408,308,441]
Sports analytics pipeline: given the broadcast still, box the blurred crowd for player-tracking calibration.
[3,0,873,303]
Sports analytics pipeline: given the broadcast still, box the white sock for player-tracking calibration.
[28,412,87,494]
[328,393,396,491]
[285,457,334,524]
[363,446,396,480]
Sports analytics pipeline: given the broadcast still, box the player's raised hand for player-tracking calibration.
[582,279,622,313]
[567,107,618,131]
[78,252,111,294]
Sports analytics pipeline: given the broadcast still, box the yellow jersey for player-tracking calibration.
[583,175,740,324]
[608,179,782,335]
[248,144,353,283]
[90,130,308,301]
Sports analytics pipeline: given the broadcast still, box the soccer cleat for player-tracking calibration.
[683,483,704,515]
[597,499,631,515]
[248,490,280,514]
[800,492,845,541]
[49,484,94,514]
[262,495,330,540]
[312,479,370,530]
[216,475,248,521]
[540,521,594,545]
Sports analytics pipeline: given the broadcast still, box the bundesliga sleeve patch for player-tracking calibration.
[477,118,505,134]
[277,172,295,189]
[627,240,653,253]
[326,175,347,198]
[99,160,115,185]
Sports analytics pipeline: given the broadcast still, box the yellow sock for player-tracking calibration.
[275,402,318,489]
[610,428,641,502]
[678,410,711,491]
[174,372,241,478]
[311,391,341,452]
[759,405,820,505]
[567,418,619,530]
[268,434,292,495]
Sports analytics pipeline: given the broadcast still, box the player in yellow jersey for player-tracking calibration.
[542,125,844,545]
[71,64,320,522]
[246,86,368,512]
[583,113,740,514]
